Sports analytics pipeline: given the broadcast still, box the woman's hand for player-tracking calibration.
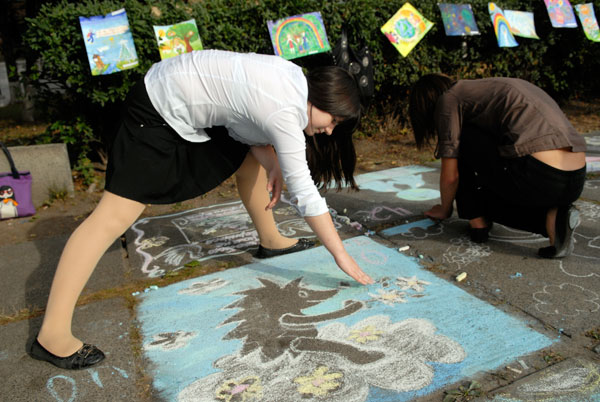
[264,164,283,210]
[334,252,374,285]
[304,213,374,285]
[425,204,453,221]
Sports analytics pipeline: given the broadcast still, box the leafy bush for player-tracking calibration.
[23,0,600,165]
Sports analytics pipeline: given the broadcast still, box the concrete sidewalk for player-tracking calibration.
[1,132,599,401]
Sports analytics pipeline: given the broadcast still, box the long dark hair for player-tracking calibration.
[408,73,455,149]
[305,66,361,191]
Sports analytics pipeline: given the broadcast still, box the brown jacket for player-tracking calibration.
[434,77,587,159]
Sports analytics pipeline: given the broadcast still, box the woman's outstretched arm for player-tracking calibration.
[305,213,374,285]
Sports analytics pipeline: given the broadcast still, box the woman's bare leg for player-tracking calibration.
[235,153,297,249]
[546,207,558,246]
[37,191,145,356]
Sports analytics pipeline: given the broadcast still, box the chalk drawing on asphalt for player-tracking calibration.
[585,179,600,190]
[586,135,600,146]
[138,237,555,401]
[46,366,128,402]
[180,315,465,400]
[346,166,440,201]
[144,330,197,351]
[380,218,442,239]
[178,278,229,295]
[354,205,412,223]
[490,358,600,401]
[443,236,493,269]
[576,200,600,222]
[129,201,315,278]
[533,283,600,316]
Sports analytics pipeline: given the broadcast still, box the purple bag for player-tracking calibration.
[0,142,35,219]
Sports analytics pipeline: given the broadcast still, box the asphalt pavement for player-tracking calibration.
[1,132,599,402]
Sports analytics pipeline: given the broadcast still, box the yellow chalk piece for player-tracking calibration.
[455,272,467,282]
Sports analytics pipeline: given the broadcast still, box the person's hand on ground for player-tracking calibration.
[425,204,452,221]
[334,252,374,285]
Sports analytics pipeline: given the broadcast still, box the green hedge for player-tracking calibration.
[23,0,600,162]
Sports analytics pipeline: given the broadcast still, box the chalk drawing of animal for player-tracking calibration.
[221,277,385,365]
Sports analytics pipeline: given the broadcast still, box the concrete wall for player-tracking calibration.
[0,143,74,207]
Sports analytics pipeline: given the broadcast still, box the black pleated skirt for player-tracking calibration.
[105,79,249,204]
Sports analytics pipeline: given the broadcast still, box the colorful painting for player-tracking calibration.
[381,3,434,57]
[575,3,600,41]
[438,3,480,36]
[137,237,554,401]
[544,0,578,28]
[504,10,540,39]
[154,19,203,60]
[267,11,331,60]
[488,3,519,47]
[79,8,139,76]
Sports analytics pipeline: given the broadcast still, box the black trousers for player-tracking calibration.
[454,128,586,237]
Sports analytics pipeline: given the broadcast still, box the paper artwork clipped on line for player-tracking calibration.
[79,8,139,76]
[575,3,600,41]
[544,0,578,28]
[381,3,434,57]
[488,3,519,47]
[267,11,331,60]
[154,19,203,60]
[438,3,480,36]
[503,10,540,39]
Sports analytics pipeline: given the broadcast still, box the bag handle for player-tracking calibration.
[0,142,20,179]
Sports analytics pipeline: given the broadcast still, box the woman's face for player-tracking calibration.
[305,102,339,136]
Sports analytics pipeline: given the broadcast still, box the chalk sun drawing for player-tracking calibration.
[396,275,431,292]
[533,283,600,316]
[178,315,465,401]
[368,288,408,306]
[144,330,197,351]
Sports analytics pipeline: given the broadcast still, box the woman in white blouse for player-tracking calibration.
[29,50,374,370]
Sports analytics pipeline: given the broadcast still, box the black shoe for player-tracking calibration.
[255,238,315,259]
[468,223,493,243]
[28,338,105,370]
[539,205,579,259]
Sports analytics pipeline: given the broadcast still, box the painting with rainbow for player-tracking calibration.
[267,11,331,60]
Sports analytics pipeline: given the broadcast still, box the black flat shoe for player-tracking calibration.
[28,338,105,370]
[539,205,579,259]
[255,238,315,259]
[468,223,493,244]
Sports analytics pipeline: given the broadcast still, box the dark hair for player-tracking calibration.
[408,73,456,149]
[305,66,361,191]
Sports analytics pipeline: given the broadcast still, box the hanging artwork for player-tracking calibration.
[381,3,434,57]
[79,8,139,76]
[154,19,203,60]
[488,3,519,47]
[267,11,331,60]
[543,0,578,28]
[575,3,600,41]
[438,3,480,36]
[504,10,540,39]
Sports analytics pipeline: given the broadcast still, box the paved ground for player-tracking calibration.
[1,132,599,401]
